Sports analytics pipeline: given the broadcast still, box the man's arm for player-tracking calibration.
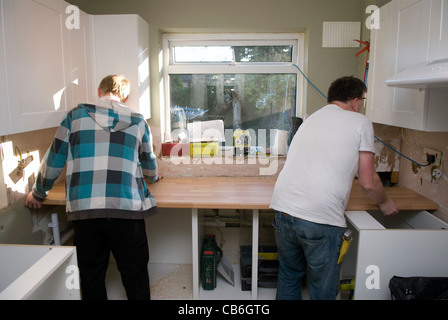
[140,123,162,183]
[358,151,399,216]
[24,116,71,209]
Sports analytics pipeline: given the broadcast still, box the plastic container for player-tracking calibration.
[240,245,279,291]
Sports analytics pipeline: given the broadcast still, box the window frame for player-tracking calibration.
[162,33,305,141]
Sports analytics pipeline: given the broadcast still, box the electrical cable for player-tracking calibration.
[292,63,432,167]
[373,136,431,167]
[293,64,328,100]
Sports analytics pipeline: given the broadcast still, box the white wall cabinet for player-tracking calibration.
[92,15,151,119]
[0,2,11,134]
[366,0,448,132]
[1,0,72,135]
[66,5,95,115]
[0,0,150,136]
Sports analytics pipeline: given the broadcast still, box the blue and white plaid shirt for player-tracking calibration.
[33,97,158,220]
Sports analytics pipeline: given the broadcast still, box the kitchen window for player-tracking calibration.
[162,33,304,146]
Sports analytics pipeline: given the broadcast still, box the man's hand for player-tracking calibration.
[358,151,399,216]
[24,192,42,210]
[378,196,399,216]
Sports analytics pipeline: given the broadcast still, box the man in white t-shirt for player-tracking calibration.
[270,76,398,300]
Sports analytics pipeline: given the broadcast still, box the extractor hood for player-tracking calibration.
[386,58,448,89]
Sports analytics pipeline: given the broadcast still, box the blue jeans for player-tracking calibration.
[273,211,345,300]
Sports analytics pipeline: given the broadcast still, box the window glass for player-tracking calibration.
[174,46,233,63]
[170,73,297,145]
[233,46,293,62]
[164,34,303,148]
[173,45,293,63]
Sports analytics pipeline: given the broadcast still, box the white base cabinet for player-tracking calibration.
[343,210,448,300]
[0,244,80,300]
[106,208,448,300]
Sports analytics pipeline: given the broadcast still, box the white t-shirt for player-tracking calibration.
[270,104,375,228]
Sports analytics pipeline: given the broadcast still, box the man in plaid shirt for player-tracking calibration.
[25,75,161,300]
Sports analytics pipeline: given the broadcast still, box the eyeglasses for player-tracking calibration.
[358,97,367,108]
[347,97,366,100]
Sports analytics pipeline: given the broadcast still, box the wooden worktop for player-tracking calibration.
[43,177,438,211]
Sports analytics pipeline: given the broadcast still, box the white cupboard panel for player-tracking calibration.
[428,0,448,60]
[2,0,69,134]
[0,1,150,135]
[0,5,12,135]
[344,210,448,300]
[0,244,80,300]
[354,229,448,300]
[366,0,448,132]
[92,15,151,119]
[65,7,94,109]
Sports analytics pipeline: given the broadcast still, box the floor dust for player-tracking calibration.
[150,264,193,300]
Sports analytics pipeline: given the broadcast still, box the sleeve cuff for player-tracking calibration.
[32,192,45,202]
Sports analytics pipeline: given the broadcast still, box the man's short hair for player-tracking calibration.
[98,75,131,102]
[327,76,367,103]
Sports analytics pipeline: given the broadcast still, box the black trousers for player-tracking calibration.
[72,218,150,300]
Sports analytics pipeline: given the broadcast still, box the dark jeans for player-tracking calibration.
[273,211,345,300]
[73,218,150,300]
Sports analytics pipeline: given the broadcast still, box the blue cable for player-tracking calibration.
[293,64,328,100]
[373,136,430,167]
[292,64,431,167]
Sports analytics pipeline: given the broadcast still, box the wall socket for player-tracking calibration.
[423,147,442,167]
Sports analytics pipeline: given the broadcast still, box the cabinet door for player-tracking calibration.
[92,15,151,118]
[367,0,402,127]
[391,0,429,130]
[2,0,70,134]
[65,6,94,108]
[428,0,448,60]
[366,0,437,131]
[0,4,12,135]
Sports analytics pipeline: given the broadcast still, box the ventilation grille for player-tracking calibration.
[322,21,361,48]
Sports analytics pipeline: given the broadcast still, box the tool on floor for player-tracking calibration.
[340,278,355,300]
[201,234,235,289]
[201,234,223,290]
